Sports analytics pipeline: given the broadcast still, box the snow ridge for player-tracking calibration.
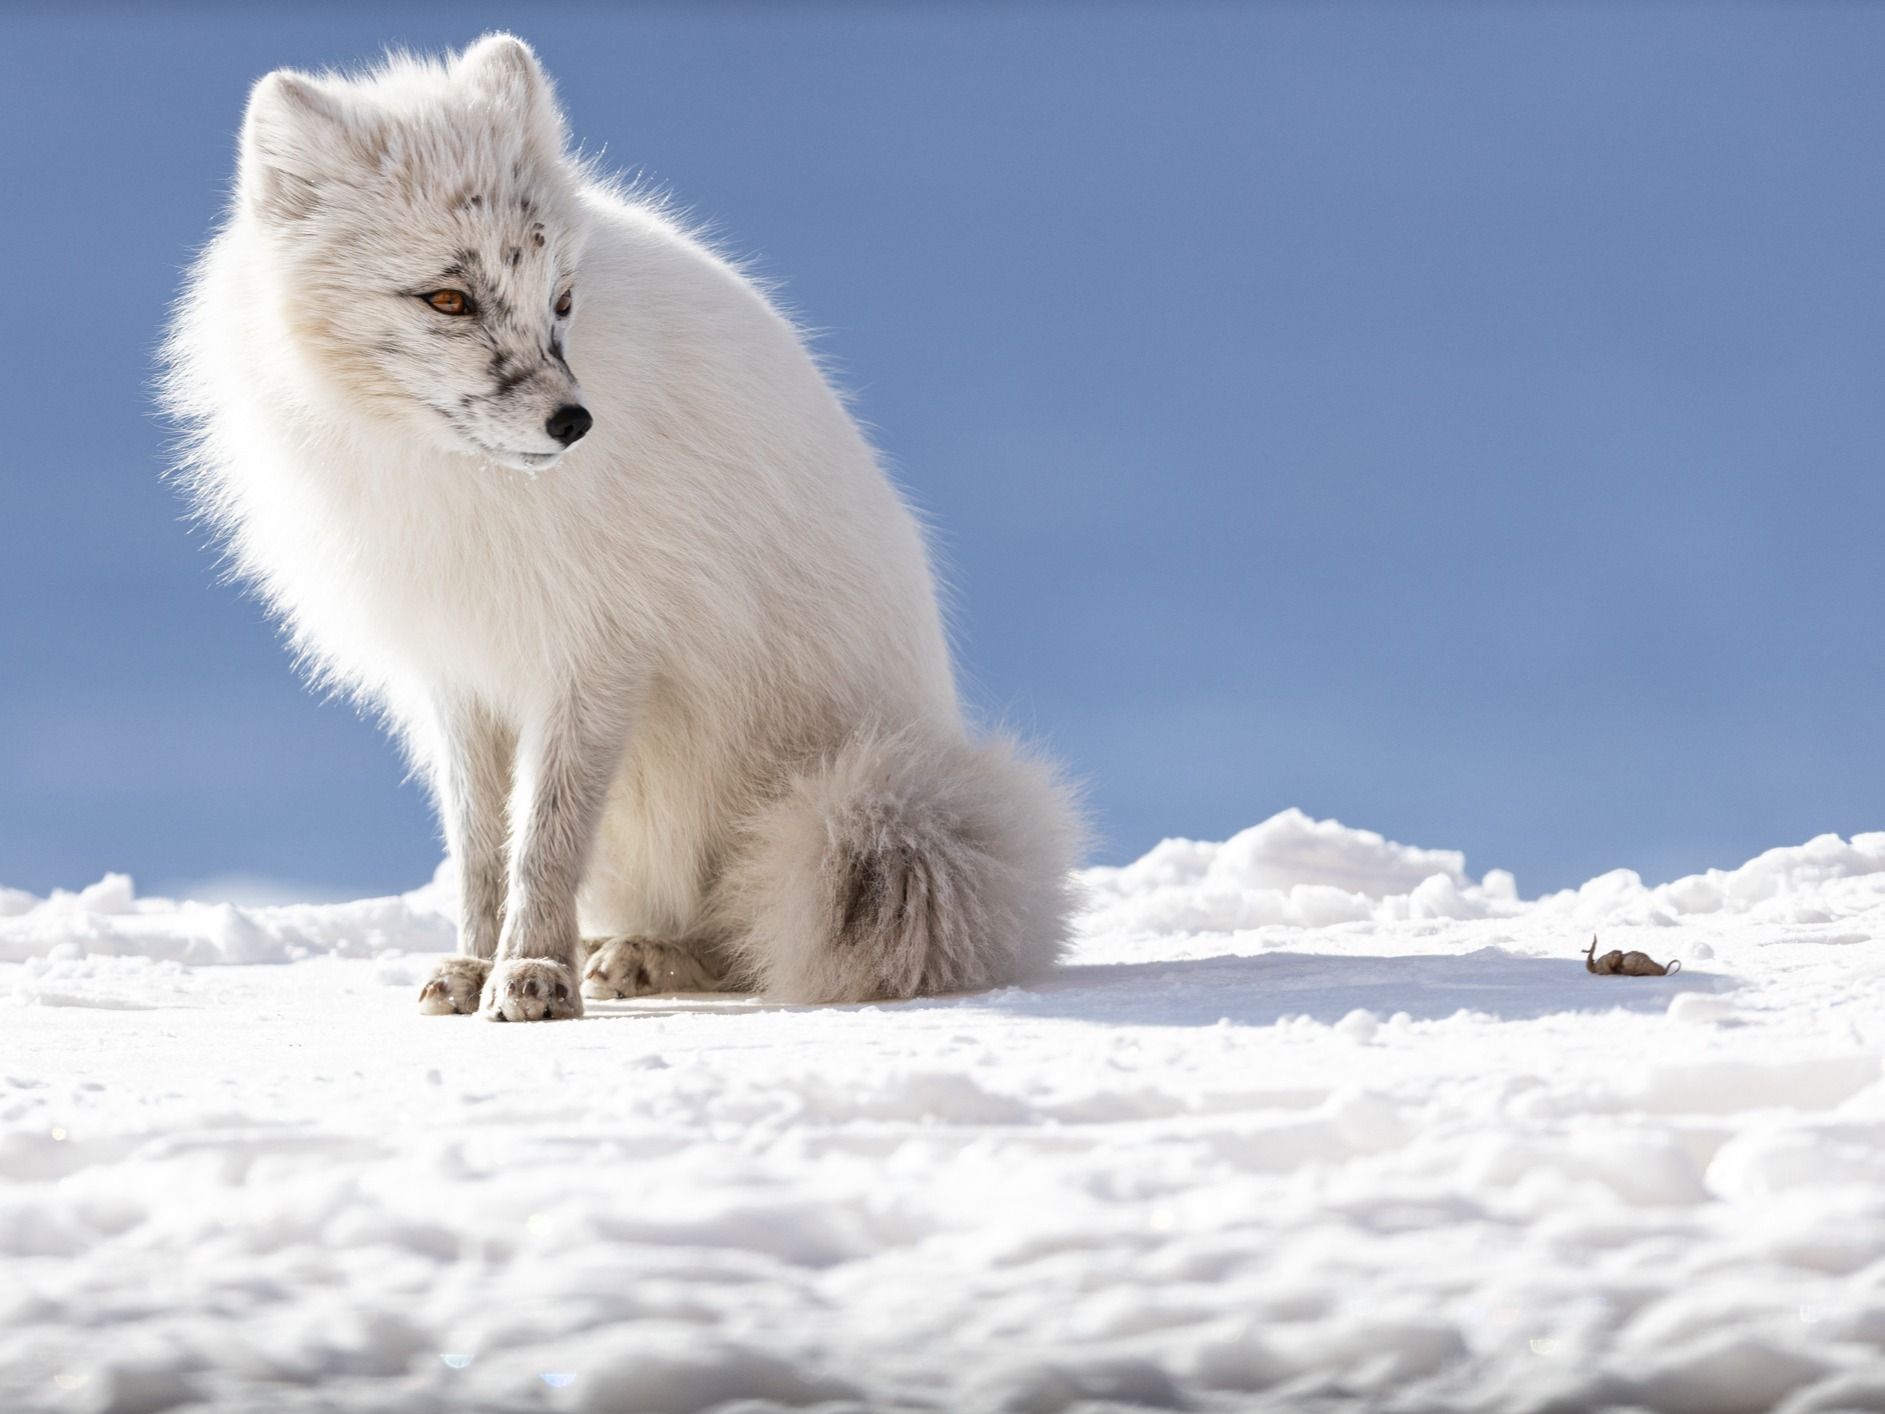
[11,808,1882,966]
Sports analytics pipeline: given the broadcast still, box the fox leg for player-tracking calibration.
[480,679,638,1022]
[419,698,515,1015]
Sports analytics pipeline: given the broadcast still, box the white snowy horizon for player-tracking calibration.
[6,806,1882,967]
[7,809,1885,1411]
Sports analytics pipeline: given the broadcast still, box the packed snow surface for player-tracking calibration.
[6,809,1885,1413]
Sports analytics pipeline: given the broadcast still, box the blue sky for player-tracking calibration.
[2,2,1881,900]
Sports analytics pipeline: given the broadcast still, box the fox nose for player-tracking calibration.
[546,404,592,447]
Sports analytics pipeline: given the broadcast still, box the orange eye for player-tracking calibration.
[555,289,573,317]
[425,289,474,316]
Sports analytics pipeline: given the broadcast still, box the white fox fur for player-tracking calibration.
[161,34,1081,1020]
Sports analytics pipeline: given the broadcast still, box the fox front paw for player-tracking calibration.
[480,957,583,1022]
[418,955,492,1015]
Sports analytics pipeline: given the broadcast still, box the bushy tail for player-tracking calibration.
[721,726,1084,1003]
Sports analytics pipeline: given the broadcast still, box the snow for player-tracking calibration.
[5,811,1885,1412]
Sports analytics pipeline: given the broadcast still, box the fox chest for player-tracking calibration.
[266,474,608,696]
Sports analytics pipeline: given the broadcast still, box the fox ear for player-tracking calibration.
[457,34,567,158]
[239,69,371,224]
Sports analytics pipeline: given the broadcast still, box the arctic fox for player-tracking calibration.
[162,34,1081,1022]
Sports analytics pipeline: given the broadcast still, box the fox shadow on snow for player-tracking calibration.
[591,948,1725,1027]
[946,947,1728,1028]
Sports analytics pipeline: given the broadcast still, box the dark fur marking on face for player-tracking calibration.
[488,351,531,398]
[519,197,534,215]
[532,230,546,250]
[507,247,522,269]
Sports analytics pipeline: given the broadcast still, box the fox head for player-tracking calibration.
[238,35,591,472]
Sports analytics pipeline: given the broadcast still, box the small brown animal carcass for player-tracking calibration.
[1584,936,1681,976]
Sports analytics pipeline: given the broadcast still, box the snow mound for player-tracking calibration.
[0,866,455,965]
[1535,830,1885,928]
[1082,808,1524,933]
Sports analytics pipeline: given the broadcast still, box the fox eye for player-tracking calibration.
[555,289,573,318]
[423,289,475,316]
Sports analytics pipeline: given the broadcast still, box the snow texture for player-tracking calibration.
[6,810,1885,1412]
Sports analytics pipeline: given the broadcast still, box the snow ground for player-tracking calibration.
[5,809,1885,1414]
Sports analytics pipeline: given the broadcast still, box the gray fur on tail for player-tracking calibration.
[720,728,1084,1003]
